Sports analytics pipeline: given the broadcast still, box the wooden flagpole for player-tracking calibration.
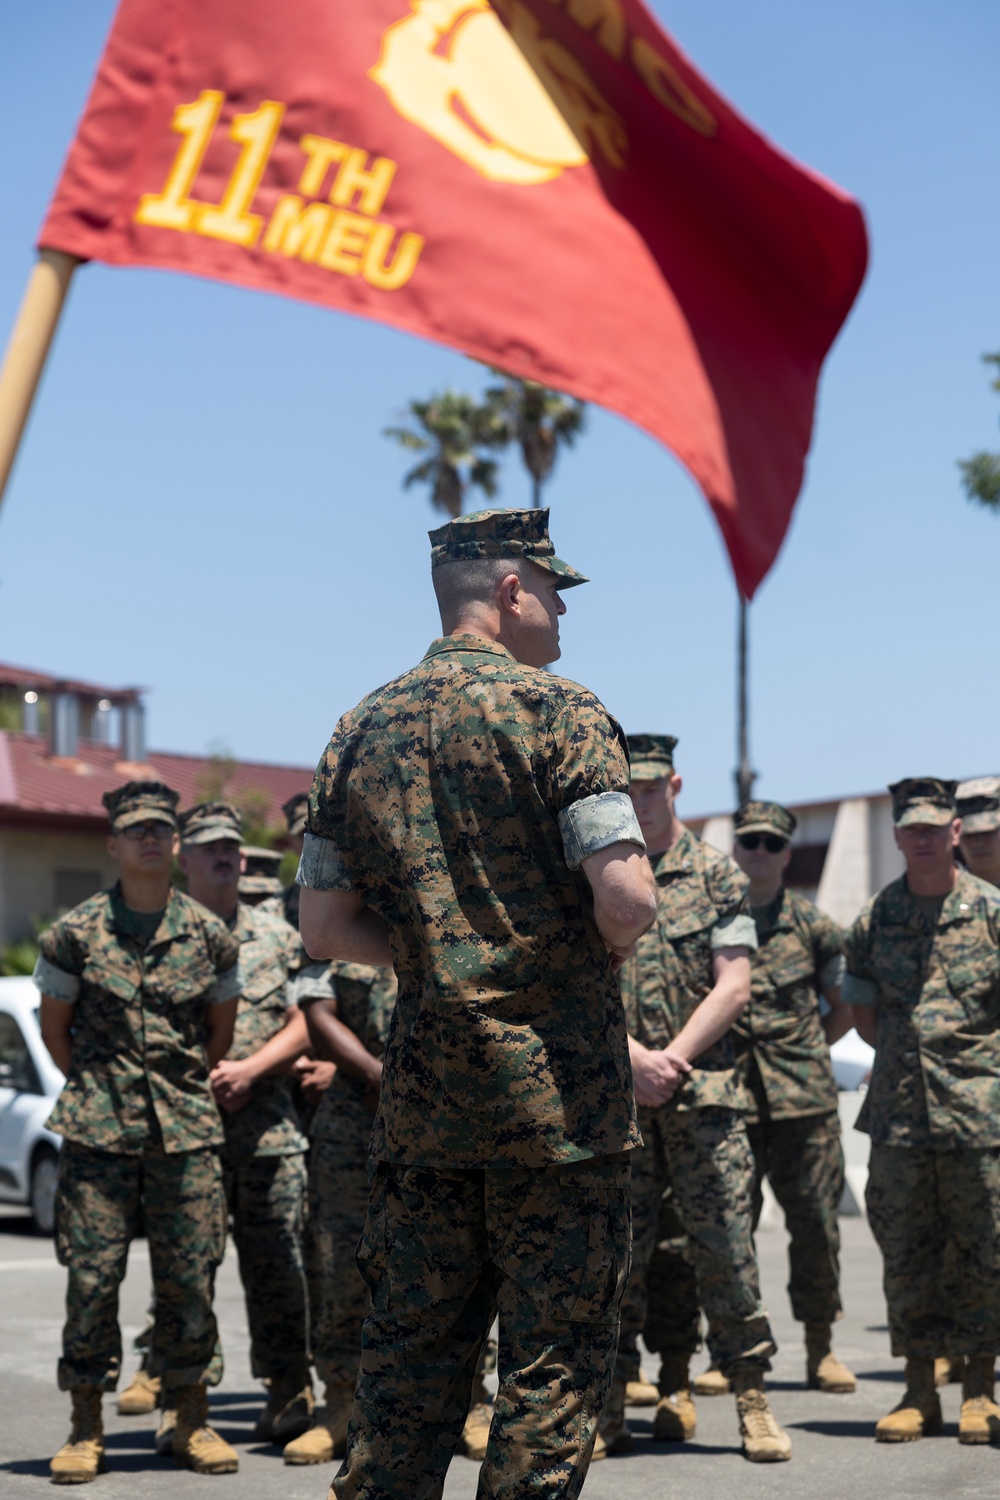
[0,249,80,513]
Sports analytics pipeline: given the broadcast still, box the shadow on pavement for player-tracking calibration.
[790,1419,877,1439]
[0,1458,51,1478]
[856,1369,905,1383]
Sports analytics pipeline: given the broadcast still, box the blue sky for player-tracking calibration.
[1,1,997,813]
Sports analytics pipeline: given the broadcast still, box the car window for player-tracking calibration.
[0,1012,41,1094]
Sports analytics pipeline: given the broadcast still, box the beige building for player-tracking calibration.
[0,662,312,946]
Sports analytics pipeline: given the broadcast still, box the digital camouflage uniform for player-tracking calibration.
[845,862,1000,1358]
[298,507,644,1500]
[219,899,311,1382]
[615,827,775,1383]
[35,882,240,1393]
[308,962,397,1389]
[735,884,846,1328]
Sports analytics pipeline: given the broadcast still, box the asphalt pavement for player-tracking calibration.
[1,1199,997,1499]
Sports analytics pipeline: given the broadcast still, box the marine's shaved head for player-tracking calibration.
[432,555,524,629]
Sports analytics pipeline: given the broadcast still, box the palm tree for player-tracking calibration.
[384,391,502,518]
[484,372,586,508]
[959,353,1000,512]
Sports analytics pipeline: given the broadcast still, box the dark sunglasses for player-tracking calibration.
[121,821,175,842]
[736,833,787,854]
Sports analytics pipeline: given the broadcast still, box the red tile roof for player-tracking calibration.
[0,661,141,702]
[0,732,313,829]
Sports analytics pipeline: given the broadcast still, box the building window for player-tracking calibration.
[54,870,103,912]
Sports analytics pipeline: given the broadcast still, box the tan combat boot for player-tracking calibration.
[934,1355,965,1387]
[283,1380,354,1465]
[732,1367,792,1462]
[874,1357,942,1442]
[154,1403,177,1457]
[253,1371,314,1443]
[590,1377,633,1459]
[693,1363,731,1395]
[50,1387,105,1484]
[653,1355,697,1441]
[117,1367,160,1415]
[457,1371,493,1462]
[805,1324,857,1393]
[958,1355,1000,1445]
[172,1384,238,1473]
[625,1375,659,1406]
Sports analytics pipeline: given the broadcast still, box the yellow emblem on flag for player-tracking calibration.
[370,0,589,185]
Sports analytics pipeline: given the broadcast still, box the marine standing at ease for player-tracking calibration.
[297,508,656,1500]
[598,735,791,1463]
[176,801,315,1451]
[729,799,856,1393]
[845,778,1000,1445]
[36,782,242,1482]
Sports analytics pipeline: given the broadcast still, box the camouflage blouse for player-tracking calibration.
[311,960,398,1139]
[220,902,308,1158]
[617,828,756,1112]
[733,887,843,1121]
[36,884,240,1154]
[303,634,642,1169]
[844,868,1000,1147]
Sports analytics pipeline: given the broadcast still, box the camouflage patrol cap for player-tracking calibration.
[627,734,678,781]
[428,508,588,589]
[178,801,243,846]
[888,777,958,828]
[733,800,797,841]
[281,792,309,838]
[239,845,283,896]
[956,776,1000,834]
[102,780,179,831]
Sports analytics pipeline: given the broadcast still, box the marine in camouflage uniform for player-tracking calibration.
[957,777,1000,890]
[179,802,314,1445]
[729,800,855,1391]
[607,736,790,1463]
[297,508,655,1500]
[36,781,242,1480]
[283,960,398,1465]
[845,777,1000,1444]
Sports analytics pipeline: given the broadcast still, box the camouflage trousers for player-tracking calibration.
[615,1107,775,1384]
[332,1151,631,1500]
[746,1111,844,1326]
[222,1149,309,1380]
[55,1140,225,1392]
[643,1111,844,1356]
[310,1112,499,1396]
[309,1108,375,1388]
[867,1144,1000,1358]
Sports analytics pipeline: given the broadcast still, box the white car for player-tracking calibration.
[830,1026,874,1093]
[0,975,64,1233]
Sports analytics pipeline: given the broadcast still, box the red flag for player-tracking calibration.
[40,0,867,595]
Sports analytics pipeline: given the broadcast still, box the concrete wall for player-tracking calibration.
[0,829,116,944]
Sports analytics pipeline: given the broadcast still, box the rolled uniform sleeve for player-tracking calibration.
[712,911,758,951]
[547,692,644,870]
[206,962,243,1005]
[204,922,242,1004]
[296,831,352,891]
[704,847,757,952]
[288,960,335,1006]
[34,916,86,1004]
[32,954,80,1004]
[558,791,645,871]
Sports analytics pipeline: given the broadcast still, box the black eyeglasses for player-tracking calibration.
[736,833,787,854]
[121,821,175,842]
